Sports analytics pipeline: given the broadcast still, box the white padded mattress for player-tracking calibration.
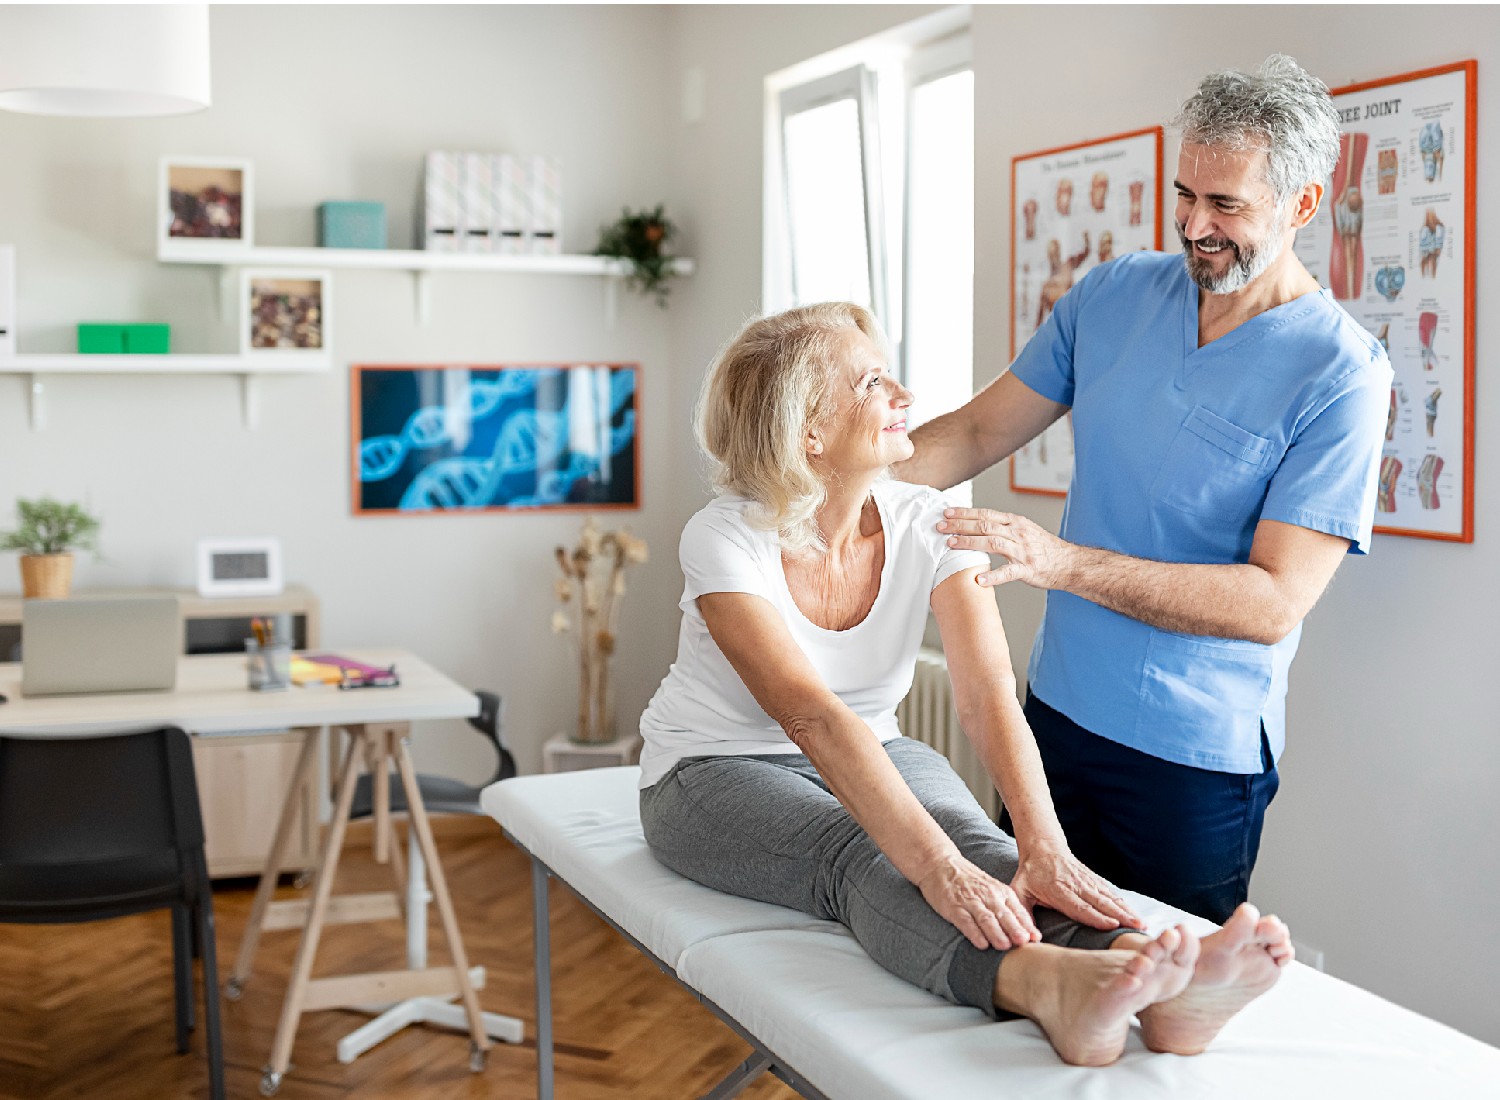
[482,767,1500,1099]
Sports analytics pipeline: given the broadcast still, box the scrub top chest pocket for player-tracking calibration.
[1150,405,1276,560]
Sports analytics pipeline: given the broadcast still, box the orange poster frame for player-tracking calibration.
[1008,126,1163,497]
[1314,61,1476,543]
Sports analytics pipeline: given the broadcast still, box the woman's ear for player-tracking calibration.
[806,430,823,456]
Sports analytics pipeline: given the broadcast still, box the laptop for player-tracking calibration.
[21,596,181,697]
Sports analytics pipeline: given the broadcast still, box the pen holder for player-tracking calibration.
[246,638,292,692]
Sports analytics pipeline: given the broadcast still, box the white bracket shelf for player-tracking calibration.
[157,242,694,326]
[0,354,329,430]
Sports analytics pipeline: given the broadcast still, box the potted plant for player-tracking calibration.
[1,496,101,599]
[594,204,679,307]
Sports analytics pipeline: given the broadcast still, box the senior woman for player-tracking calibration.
[638,303,1294,1066]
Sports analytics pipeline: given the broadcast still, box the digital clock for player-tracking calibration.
[196,536,284,597]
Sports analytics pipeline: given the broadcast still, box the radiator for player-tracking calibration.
[895,647,1002,820]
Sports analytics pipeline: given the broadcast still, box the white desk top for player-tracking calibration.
[0,648,478,735]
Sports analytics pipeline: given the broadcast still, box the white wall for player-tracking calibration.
[0,4,687,780]
[669,2,1500,1046]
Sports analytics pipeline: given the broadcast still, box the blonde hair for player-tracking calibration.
[695,302,886,552]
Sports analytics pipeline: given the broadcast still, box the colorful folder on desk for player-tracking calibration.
[290,654,400,688]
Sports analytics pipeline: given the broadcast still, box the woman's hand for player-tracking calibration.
[916,853,1041,950]
[1008,845,1144,932]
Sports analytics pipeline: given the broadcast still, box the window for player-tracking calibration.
[778,68,882,313]
[767,17,973,500]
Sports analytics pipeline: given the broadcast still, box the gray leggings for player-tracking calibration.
[639,737,1127,1018]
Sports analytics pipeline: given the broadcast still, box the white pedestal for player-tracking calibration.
[542,731,643,773]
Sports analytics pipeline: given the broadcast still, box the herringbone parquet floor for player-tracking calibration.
[0,819,797,1100]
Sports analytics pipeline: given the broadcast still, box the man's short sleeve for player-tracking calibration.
[1007,267,1087,407]
[678,505,777,621]
[1260,365,1389,555]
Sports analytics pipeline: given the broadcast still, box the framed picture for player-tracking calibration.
[158,156,253,249]
[1009,126,1163,496]
[1291,61,1475,542]
[240,269,331,362]
[351,363,640,515]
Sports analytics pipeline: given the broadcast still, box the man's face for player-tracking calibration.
[1173,142,1290,294]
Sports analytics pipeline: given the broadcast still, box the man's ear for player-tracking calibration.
[1291,180,1323,230]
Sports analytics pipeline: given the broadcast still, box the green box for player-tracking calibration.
[319,201,386,249]
[77,323,126,354]
[123,323,170,354]
[77,323,171,354]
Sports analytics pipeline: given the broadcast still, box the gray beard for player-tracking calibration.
[1179,225,1285,294]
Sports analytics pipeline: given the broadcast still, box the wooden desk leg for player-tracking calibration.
[371,724,391,864]
[226,725,322,1000]
[261,727,367,1094]
[391,732,492,1065]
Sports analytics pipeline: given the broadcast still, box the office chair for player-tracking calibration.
[0,726,225,1100]
[349,690,517,819]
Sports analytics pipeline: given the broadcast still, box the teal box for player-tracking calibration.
[123,323,170,354]
[319,201,387,249]
[77,323,126,354]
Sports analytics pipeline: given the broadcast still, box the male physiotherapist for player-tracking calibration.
[898,56,1391,923]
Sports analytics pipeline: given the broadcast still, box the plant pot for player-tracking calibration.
[19,553,74,599]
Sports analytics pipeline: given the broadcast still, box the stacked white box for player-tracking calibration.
[527,155,562,255]
[0,245,14,357]
[494,154,530,256]
[423,151,462,252]
[461,152,495,253]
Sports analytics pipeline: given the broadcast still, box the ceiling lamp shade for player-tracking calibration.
[0,4,210,117]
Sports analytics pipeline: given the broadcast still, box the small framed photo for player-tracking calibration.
[159,156,253,249]
[240,268,332,362]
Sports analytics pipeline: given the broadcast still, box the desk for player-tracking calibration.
[0,649,519,1093]
[0,585,324,875]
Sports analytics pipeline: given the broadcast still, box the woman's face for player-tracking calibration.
[812,329,914,475]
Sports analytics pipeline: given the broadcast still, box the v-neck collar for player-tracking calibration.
[1179,267,1327,380]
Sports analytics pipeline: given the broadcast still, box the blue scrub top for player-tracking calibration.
[1010,251,1390,773]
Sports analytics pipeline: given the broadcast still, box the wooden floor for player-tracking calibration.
[0,820,798,1100]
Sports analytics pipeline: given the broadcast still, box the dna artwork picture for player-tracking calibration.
[351,363,639,514]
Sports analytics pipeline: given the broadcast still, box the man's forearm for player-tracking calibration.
[896,411,982,490]
[1059,545,1294,644]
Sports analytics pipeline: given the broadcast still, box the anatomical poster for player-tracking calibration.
[1010,127,1162,495]
[1292,61,1475,542]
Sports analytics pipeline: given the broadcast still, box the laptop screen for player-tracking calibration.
[20,596,180,697]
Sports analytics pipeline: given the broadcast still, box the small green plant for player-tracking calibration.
[595,204,679,307]
[1,497,101,556]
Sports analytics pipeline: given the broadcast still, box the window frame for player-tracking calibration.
[774,64,887,324]
[899,34,973,392]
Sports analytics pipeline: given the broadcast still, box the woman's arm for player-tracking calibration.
[930,567,1143,931]
[698,590,1039,950]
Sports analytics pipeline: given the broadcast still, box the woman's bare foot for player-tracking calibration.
[995,926,1198,1066]
[1136,903,1293,1055]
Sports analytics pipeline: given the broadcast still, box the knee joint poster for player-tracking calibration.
[1292,60,1475,542]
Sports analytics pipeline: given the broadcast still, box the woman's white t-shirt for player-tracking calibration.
[637,480,988,788]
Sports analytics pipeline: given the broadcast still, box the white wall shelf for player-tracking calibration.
[157,242,695,326]
[0,353,329,430]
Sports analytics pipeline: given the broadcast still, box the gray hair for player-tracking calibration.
[1172,54,1341,205]
[695,302,886,553]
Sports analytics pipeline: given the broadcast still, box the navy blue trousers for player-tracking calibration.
[1002,691,1280,924]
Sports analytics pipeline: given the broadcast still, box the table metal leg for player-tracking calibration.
[533,857,554,1100]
